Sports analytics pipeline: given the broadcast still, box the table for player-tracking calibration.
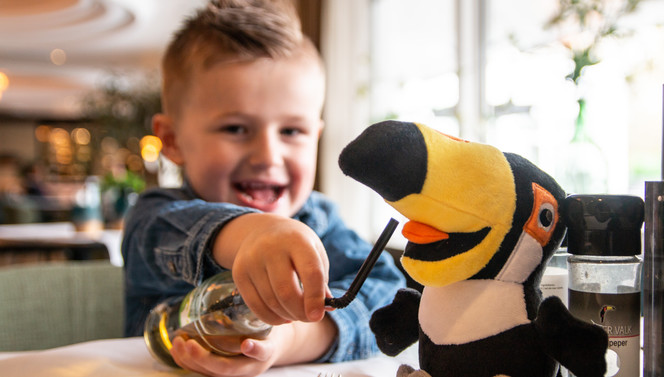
[0,222,123,266]
[0,337,420,377]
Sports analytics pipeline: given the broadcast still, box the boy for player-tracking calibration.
[121,0,405,376]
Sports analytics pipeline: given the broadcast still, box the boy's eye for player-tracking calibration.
[281,128,299,136]
[281,127,305,137]
[220,125,247,134]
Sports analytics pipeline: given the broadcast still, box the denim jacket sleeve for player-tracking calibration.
[295,192,406,362]
[122,186,258,336]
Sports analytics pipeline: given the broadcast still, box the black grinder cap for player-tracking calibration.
[562,194,645,256]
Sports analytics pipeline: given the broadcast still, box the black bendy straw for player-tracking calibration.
[324,218,399,309]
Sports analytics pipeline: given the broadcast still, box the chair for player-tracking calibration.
[0,260,124,351]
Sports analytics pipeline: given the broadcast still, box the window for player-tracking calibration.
[320,0,664,246]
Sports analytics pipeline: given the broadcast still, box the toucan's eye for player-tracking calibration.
[539,206,554,228]
[524,183,559,246]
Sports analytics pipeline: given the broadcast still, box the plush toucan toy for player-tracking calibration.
[338,120,608,377]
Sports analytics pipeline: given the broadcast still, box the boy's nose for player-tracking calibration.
[249,132,283,167]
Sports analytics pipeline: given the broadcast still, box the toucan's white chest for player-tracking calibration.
[419,279,529,345]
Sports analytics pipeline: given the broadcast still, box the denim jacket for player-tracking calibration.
[121,184,405,362]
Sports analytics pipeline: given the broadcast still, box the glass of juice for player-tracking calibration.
[143,271,272,367]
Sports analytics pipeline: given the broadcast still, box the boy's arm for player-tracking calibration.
[271,315,338,365]
[212,212,331,325]
[122,188,258,336]
[210,212,286,269]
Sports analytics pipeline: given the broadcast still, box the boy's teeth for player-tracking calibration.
[239,182,281,204]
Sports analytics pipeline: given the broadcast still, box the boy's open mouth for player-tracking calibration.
[234,181,286,207]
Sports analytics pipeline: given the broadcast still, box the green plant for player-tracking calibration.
[81,71,161,185]
[82,72,161,143]
[100,171,146,194]
[546,0,641,85]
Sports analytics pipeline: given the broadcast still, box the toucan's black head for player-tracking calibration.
[340,120,566,288]
[339,121,428,202]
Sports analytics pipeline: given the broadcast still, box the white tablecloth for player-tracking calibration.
[0,337,419,377]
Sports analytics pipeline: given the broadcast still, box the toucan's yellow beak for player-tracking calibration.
[339,121,516,287]
[390,124,515,286]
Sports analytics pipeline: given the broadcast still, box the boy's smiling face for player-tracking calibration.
[155,54,325,217]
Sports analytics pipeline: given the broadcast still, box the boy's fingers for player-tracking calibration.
[171,328,274,377]
[295,256,327,322]
[170,336,187,367]
[238,276,290,325]
[170,337,209,375]
[267,268,306,320]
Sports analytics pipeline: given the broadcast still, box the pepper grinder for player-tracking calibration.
[564,194,644,377]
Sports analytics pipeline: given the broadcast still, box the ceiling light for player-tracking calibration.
[50,49,67,65]
[0,71,8,91]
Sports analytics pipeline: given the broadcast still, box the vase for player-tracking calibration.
[557,99,608,195]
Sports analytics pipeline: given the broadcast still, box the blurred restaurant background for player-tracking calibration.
[1,0,664,253]
[0,1,206,229]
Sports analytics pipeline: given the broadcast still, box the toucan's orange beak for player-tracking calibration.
[402,221,449,244]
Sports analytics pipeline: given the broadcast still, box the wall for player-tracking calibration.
[0,120,37,163]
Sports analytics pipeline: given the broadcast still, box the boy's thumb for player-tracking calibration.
[241,338,272,362]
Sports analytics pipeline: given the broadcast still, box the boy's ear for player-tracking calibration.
[152,114,184,166]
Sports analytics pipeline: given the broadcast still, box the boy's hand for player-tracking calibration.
[215,213,331,325]
[170,333,277,377]
[170,317,338,377]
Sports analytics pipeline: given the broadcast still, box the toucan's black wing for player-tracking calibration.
[369,288,422,356]
[534,296,608,377]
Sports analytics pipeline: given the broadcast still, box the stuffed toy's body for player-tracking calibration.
[338,121,608,377]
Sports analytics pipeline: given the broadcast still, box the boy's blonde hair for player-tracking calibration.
[162,0,320,117]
